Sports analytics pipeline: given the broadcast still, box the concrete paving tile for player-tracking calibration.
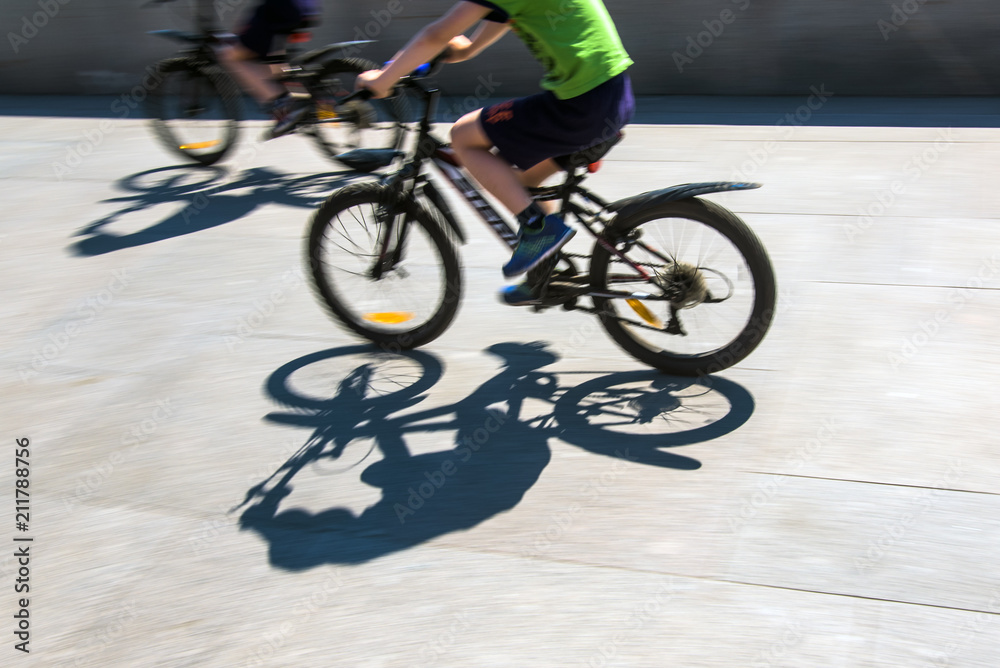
[4,104,1000,667]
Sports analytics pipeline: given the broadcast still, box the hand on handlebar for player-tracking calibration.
[352,48,453,101]
[354,70,391,99]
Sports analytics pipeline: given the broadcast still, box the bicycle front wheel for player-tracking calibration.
[590,197,776,376]
[146,58,242,166]
[307,182,462,349]
[305,58,407,167]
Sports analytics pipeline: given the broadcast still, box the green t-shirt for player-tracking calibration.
[470,0,633,99]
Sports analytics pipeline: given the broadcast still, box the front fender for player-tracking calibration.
[607,182,761,221]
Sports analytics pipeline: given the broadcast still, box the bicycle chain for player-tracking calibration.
[560,251,666,271]
[534,253,672,334]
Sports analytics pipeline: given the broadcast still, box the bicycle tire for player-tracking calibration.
[146,58,243,167]
[307,182,462,350]
[304,58,408,167]
[146,58,242,166]
[590,197,776,376]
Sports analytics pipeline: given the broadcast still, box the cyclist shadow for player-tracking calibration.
[236,343,754,570]
[69,164,357,256]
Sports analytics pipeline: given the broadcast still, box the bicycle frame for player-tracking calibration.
[382,79,660,288]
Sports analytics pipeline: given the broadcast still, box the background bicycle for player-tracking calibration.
[143,0,407,168]
[306,63,777,376]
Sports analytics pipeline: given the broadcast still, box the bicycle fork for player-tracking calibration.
[369,203,410,280]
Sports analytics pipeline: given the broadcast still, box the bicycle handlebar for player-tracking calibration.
[342,48,451,105]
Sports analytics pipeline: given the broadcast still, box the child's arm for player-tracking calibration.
[357,1,492,98]
[444,20,510,63]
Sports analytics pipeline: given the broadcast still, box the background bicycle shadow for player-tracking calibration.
[69,164,357,256]
[236,343,755,570]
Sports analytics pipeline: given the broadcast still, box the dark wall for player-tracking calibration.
[1,0,998,95]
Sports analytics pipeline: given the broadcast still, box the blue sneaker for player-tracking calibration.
[502,214,575,278]
[498,281,539,306]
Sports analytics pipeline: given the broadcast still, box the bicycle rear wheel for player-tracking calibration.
[304,58,407,168]
[307,182,462,349]
[146,58,242,166]
[590,197,776,376]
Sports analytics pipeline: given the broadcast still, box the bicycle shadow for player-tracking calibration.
[69,164,357,256]
[236,343,756,570]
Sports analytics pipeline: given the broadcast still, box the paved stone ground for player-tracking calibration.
[1,95,999,667]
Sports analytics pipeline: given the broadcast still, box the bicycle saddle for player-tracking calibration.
[554,132,624,172]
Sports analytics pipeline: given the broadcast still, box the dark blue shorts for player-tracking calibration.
[479,73,635,171]
[238,0,321,58]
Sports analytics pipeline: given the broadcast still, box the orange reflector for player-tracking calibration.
[587,160,602,173]
[363,312,414,325]
[316,104,339,121]
[626,299,662,328]
[178,140,221,150]
[288,31,312,44]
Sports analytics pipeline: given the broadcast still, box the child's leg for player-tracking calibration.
[217,43,285,105]
[451,109,533,216]
[452,109,575,279]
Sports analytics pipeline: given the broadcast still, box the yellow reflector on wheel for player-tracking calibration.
[625,299,663,328]
[363,312,414,325]
[178,140,221,150]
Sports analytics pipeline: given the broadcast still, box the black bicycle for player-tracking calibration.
[143,0,406,168]
[306,64,776,376]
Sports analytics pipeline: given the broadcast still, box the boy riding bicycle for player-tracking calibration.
[216,0,322,138]
[355,1,634,305]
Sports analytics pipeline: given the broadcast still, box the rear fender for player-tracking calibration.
[607,182,761,221]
